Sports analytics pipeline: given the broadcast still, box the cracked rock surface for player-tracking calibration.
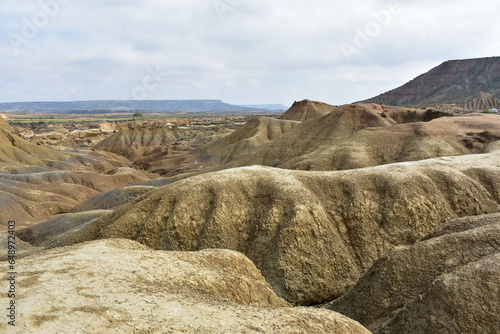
[328,213,500,334]
[0,239,370,334]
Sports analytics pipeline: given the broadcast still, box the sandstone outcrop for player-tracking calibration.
[328,213,500,334]
[0,239,370,334]
[43,151,500,305]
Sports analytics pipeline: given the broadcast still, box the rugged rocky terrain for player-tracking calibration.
[94,126,187,160]
[364,56,500,106]
[0,239,370,333]
[280,99,336,121]
[328,213,499,334]
[226,103,500,171]
[463,91,500,111]
[37,150,500,305]
[0,117,151,228]
[2,98,500,333]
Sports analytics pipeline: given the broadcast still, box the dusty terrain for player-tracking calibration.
[0,239,369,333]
[1,100,499,333]
[328,213,499,334]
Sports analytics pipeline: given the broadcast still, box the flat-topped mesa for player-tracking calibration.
[363,56,500,106]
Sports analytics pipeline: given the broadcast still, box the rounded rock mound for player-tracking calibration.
[0,239,370,334]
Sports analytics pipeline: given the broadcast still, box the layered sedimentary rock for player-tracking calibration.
[363,56,500,105]
[463,91,500,111]
[280,99,336,121]
[229,105,500,171]
[94,126,186,160]
[0,117,151,228]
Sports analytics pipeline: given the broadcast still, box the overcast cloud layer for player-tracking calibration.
[1,0,499,106]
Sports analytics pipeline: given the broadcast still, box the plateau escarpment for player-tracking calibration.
[364,56,500,106]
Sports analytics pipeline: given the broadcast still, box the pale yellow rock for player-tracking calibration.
[0,239,370,334]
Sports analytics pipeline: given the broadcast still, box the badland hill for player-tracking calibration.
[0,239,369,334]
[128,101,500,175]
[0,117,151,228]
[3,98,500,333]
[363,56,500,107]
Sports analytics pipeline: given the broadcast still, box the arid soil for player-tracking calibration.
[1,101,499,333]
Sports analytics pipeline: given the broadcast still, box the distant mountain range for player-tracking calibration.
[0,100,282,113]
[363,56,500,107]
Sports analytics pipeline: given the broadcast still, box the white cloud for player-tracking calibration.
[1,0,499,105]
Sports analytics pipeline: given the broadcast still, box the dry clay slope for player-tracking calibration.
[0,239,370,334]
[226,103,500,171]
[94,126,186,160]
[279,99,337,121]
[222,103,393,169]
[0,117,69,170]
[0,118,151,229]
[463,91,500,111]
[279,113,500,171]
[329,213,500,334]
[127,101,429,174]
[190,116,301,166]
[45,150,500,305]
[141,116,301,175]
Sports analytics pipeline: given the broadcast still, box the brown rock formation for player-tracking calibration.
[280,99,336,121]
[0,121,151,229]
[328,213,500,334]
[363,56,500,106]
[228,104,500,171]
[463,91,500,111]
[191,116,300,165]
[94,126,186,160]
[43,151,500,305]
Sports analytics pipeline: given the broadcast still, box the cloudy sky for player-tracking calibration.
[1,0,499,106]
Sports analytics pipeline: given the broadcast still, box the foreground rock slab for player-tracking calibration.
[0,239,370,334]
[328,213,500,334]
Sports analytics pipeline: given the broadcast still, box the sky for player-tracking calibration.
[1,0,500,107]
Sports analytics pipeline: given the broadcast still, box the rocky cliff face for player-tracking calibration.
[363,57,500,106]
